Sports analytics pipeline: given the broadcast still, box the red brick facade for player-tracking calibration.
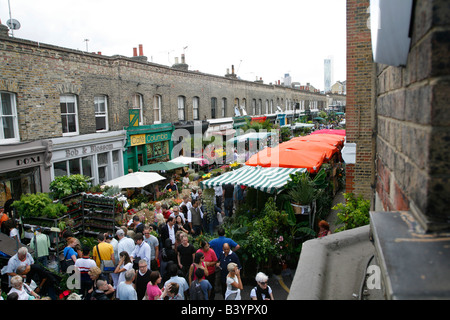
[346,0,375,201]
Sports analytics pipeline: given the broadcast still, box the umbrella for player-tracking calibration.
[313,117,325,121]
[140,161,186,172]
[169,156,204,165]
[103,172,165,189]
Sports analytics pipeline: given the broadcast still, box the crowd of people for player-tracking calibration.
[0,181,275,301]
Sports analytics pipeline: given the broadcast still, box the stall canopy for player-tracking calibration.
[168,156,204,165]
[310,129,346,136]
[103,172,165,189]
[227,131,275,144]
[246,145,326,173]
[140,161,186,172]
[290,134,345,148]
[200,165,305,194]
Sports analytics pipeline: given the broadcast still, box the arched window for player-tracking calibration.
[153,95,161,123]
[211,97,217,119]
[178,96,186,121]
[132,93,144,125]
[192,96,200,120]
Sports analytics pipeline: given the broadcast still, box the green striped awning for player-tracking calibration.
[200,165,306,194]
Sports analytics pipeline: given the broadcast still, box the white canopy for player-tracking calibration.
[103,172,165,189]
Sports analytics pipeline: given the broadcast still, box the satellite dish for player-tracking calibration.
[7,19,21,30]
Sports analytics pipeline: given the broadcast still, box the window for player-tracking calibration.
[258,99,262,115]
[98,152,109,184]
[132,94,144,125]
[252,99,256,115]
[193,96,200,120]
[270,100,274,113]
[94,95,108,132]
[54,156,93,181]
[153,95,161,123]
[211,97,217,119]
[265,100,269,114]
[60,94,79,136]
[0,92,19,143]
[221,98,227,118]
[178,96,186,121]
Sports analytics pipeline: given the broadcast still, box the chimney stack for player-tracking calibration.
[231,65,235,75]
[133,47,137,57]
[139,44,143,56]
[181,53,186,64]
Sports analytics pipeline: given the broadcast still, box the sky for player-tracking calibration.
[0,0,346,91]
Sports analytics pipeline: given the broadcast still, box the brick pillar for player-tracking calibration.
[346,0,375,201]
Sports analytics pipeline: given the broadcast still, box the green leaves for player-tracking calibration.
[333,193,370,232]
[12,193,67,219]
[49,174,90,199]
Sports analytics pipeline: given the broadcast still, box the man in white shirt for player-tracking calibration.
[130,233,151,270]
[116,229,135,256]
[187,199,204,236]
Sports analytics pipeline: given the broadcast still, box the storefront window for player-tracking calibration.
[98,152,109,184]
[69,158,81,175]
[82,156,92,178]
[54,161,68,177]
[0,167,41,207]
[146,140,169,163]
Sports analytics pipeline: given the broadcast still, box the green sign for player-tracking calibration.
[129,109,140,127]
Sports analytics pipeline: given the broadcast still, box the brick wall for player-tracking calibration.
[374,0,450,231]
[346,0,376,201]
[0,35,339,143]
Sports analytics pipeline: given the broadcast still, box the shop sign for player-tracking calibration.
[16,156,41,166]
[65,144,114,158]
[130,134,146,146]
[130,132,170,146]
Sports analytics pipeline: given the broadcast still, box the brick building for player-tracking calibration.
[0,22,345,205]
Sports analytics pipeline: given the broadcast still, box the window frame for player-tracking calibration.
[94,95,109,132]
[0,91,20,143]
[211,97,217,119]
[153,95,162,124]
[178,95,186,121]
[132,93,144,125]
[193,96,200,120]
[60,94,79,136]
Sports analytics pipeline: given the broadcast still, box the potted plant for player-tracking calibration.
[287,172,316,214]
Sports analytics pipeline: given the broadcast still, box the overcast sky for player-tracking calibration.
[1,0,346,90]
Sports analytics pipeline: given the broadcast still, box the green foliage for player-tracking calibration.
[12,193,67,219]
[50,174,91,199]
[333,193,370,232]
[286,171,316,205]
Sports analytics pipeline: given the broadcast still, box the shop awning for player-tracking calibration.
[200,165,306,194]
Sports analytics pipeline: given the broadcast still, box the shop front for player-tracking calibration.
[0,140,52,208]
[125,123,174,173]
[50,131,127,186]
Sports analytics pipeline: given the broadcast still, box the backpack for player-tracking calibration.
[189,280,204,300]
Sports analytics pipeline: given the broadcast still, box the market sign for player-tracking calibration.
[129,109,140,127]
[130,132,171,146]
